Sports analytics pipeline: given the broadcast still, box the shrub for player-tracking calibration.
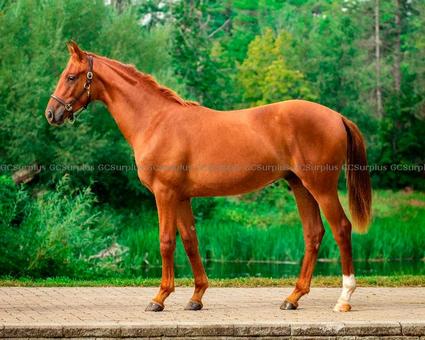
[0,175,115,277]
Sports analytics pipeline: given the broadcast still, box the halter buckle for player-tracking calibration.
[68,114,75,124]
[87,71,93,80]
[65,103,73,111]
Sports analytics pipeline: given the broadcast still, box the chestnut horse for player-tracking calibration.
[45,42,371,313]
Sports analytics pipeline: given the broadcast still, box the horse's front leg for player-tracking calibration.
[145,190,178,312]
[177,199,208,310]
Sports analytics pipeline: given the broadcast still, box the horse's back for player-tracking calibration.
[136,99,348,196]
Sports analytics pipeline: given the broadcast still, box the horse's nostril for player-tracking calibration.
[47,110,53,121]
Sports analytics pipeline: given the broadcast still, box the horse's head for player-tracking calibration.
[45,41,94,125]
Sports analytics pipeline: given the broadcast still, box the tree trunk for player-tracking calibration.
[375,0,383,118]
[112,0,128,13]
[393,0,401,95]
[392,0,402,155]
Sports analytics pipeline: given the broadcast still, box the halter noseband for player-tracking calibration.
[50,55,94,121]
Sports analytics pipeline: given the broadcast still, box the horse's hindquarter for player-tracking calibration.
[276,100,348,186]
[136,100,347,197]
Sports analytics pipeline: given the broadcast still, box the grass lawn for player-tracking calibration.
[1,275,424,287]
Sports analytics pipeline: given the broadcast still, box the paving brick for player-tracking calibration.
[291,322,345,336]
[119,324,177,337]
[0,287,423,338]
[177,323,234,336]
[290,337,336,340]
[402,322,425,336]
[353,337,420,340]
[62,324,120,338]
[338,322,402,336]
[234,323,291,336]
[2,325,63,338]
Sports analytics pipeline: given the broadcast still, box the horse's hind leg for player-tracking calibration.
[309,186,356,312]
[281,175,325,310]
[177,199,208,310]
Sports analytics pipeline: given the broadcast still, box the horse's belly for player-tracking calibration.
[184,132,290,196]
[190,176,288,197]
[186,160,290,197]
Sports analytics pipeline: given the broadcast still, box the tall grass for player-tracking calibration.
[1,176,424,279]
[120,183,425,273]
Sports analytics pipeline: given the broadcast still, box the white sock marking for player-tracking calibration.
[334,274,356,312]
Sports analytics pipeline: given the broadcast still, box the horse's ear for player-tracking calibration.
[66,40,84,61]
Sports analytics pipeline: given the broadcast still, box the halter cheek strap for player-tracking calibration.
[50,55,94,121]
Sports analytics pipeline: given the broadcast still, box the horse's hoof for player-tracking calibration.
[184,300,203,311]
[145,301,164,312]
[333,302,351,312]
[280,299,298,310]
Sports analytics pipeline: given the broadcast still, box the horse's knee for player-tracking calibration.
[181,233,198,256]
[318,226,325,239]
[305,226,325,252]
[160,239,176,257]
[314,227,325,246]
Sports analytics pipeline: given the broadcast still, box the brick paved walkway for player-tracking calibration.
[0,287,424,338]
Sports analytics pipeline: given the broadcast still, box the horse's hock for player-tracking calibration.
[1,287,424,339]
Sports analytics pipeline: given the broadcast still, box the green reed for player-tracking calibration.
[121,186,425,271]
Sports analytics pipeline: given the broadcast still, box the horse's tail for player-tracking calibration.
[341,116,372,233]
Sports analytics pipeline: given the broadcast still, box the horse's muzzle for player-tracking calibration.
[45,106,65,126]
[46,108,53,121]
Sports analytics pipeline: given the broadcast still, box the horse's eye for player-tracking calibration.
[67,75,76,81]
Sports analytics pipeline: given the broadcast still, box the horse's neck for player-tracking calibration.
[92,58,177,146]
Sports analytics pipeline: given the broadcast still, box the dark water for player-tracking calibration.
[137,260,425,278]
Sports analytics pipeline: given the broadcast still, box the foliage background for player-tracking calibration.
[0,0,424,279]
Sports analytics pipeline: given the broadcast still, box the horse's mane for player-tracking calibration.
[91,53,199,107]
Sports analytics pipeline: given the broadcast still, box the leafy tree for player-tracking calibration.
[170,0,227,108]
[238,29,316,106]
[0,0,179,203]
[377,0,425,188]
[0,0,423,231]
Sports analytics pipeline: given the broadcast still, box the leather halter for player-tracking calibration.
[50,55,94,121]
